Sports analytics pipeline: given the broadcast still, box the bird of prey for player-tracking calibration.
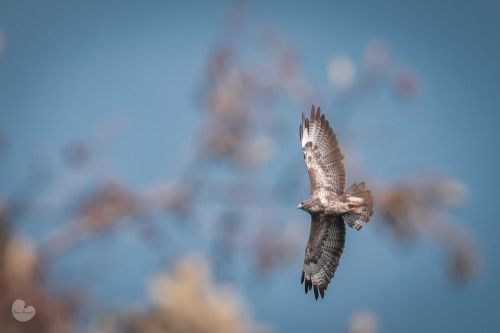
[298,105,373,300]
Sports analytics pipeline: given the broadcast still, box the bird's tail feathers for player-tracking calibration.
[343,182,373,230]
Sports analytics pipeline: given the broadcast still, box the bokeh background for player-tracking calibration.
[1,1,499,332]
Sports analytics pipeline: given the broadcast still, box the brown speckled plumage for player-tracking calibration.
[298,105,373,300]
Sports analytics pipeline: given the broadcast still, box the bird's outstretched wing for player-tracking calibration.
[301,214,345,300]
[300,105,345,195]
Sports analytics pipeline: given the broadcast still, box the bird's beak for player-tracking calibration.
[297,203,303,209]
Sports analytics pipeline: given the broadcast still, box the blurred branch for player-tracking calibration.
[377,175,478,282]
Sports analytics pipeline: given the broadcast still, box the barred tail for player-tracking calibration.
[343,182,373,230]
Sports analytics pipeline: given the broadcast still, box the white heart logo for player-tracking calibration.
[12,299,36,322]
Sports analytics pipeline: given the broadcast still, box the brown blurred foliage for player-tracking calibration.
[0,205,76,333]
[92,256,272,333]
[348,311,379,333]
[377,175,478,281]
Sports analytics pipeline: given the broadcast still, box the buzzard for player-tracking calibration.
[298,105,373,300]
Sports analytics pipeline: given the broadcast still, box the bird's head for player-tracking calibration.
[297,199,322,213]
[297,199,312,211]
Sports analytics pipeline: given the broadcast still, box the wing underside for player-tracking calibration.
[299,105,345,195]
[301,214,346,300]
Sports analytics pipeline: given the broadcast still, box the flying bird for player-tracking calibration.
[298,105,373,300]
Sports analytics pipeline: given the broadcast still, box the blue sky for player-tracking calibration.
[1,1,499,332]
